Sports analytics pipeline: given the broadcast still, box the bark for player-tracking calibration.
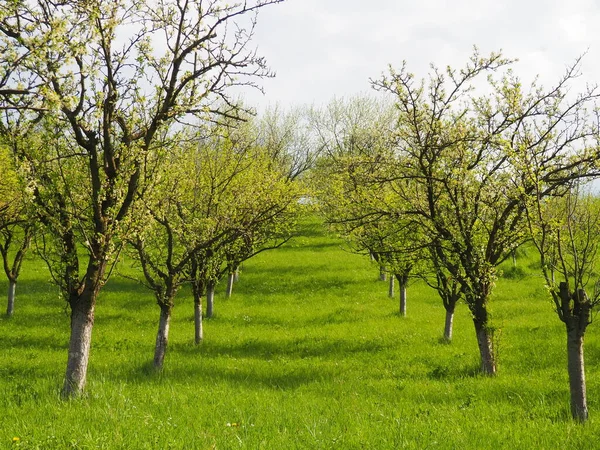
[474,319,496,375]
[192,281,205,344]
[444,307,454,342]
[379,266,387,282]
[399,283,406,317]
[397,274,408,317]
[233,267,240,282]
[154,305,172,370]
[388,275,395,298]
[567,328,588,422]
[62,290,96,397]
[226,272,234,298]
[559,285,590,422]
[206,282,215,318]
[6,279,16,317]
[194,300,203,344]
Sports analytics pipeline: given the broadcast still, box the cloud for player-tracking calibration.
[243,0,600,109]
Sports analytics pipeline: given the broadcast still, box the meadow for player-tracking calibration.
[1,218,600,449]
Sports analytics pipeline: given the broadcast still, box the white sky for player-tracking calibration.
[241,0,600,109]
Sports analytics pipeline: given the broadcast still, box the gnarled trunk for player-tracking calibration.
[154,305,172,370]
[6,279,16,317]
[567,328,588,422]
[62,290,97,398]
[206,282,215,318]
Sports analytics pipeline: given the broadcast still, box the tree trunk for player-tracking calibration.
[379,265,387,281]
[226,272,234,298]
[194,299,203,344]
[233,267,240,282]
[62,292,96,397]
[6,279,16,317]
[154,305,172,370]
[397,274,407,317]
[206,282,215,318]
[567,328,588,421]
[444,307,454,342]
[474,319,496,375]
[191,274,205,345]
[388,275,394,298]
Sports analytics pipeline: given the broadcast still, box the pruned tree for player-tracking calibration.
[526,183,600,422]
[0,0,283,397]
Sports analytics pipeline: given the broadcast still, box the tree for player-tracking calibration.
[0,0,283,397]
[372,50,600,375]
[129,121,299,361]
[0,143,32,317]
[258,104,325,181]
[186,123,300,341]
[526,183,600,422]
[421,244,463,341]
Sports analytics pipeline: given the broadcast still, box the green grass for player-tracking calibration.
[1,218,600,449]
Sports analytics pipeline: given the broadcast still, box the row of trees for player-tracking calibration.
[1,0,599,425]
[0,0,302,398]
[313,51,600,422]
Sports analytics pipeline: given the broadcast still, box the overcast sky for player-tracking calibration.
[241,0,600,109]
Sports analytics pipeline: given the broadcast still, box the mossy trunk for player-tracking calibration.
[154,305,172,370]
[6,279,16,317]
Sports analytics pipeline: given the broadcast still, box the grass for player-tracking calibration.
[1,217,600,448]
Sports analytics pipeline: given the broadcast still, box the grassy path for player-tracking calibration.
[1,218,599,448]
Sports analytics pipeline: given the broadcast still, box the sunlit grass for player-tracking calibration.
[0,218,599,448]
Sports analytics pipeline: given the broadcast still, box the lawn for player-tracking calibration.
[1,218,599,449]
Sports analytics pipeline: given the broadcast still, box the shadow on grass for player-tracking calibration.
[0,334,67,351]
[131,357,335,390]
[176,335,389,362]
[276,241,342,252]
